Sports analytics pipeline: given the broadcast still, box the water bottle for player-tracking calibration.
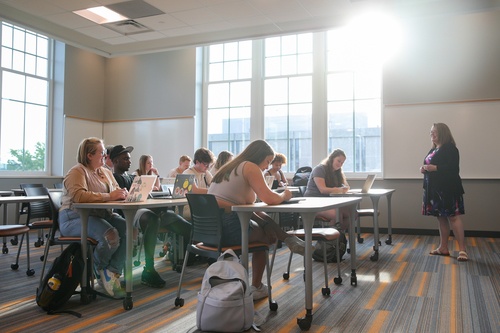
[48,274,62,291]
[37,274,62,308]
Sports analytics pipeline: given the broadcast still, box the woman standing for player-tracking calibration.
[60,137,129,297]
[421,123,467,261]
[304,149,350,229]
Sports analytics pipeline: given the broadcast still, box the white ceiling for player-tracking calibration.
[0,0,498,57]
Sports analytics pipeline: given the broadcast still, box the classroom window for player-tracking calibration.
[327,28,382,173]
[206,41,252,156]
[204,29,382,174]
[264,33,313,172]
[0,22,51,173]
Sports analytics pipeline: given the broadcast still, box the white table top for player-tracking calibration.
[232,196,361,213]
[0,195,49,204]
[72,198,188,210]
[330,188,395,197]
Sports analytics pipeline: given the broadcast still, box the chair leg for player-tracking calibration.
[265,249,277,311]
[321,244,330,295]
[283,251,293,280]
[174,248,191,307]
[333,238,343,285]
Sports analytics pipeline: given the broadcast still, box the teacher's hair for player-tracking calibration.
[432,123,456,147]
[77,137,103,167]
[212,140,275,183]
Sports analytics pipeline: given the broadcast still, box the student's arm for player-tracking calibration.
[244,162,292,204]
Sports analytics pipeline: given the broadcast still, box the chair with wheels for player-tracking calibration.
[12,186,53,276]
[355,208,380,244]
[9,183,44,247]
[174,193,277,311]
[283,227,343,296]
[40,191,100,304]
[1,225,30,272]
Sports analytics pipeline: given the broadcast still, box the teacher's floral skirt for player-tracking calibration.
[422,188,465,217]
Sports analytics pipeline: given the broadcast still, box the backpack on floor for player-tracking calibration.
[196,249,254,332]
[312,228,347,263]
[292,166,312,186]
[36,243,87,317]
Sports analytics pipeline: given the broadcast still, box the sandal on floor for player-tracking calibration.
[457,251,468,262]
[429,249,450,256]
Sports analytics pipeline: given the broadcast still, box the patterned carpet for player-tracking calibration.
[0,231,499,333]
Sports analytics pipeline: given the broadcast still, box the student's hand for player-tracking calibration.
[281,189,293,202]
[341,185,350,194]
[110,188,128,201]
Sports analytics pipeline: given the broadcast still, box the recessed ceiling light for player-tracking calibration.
[74,6,128,24]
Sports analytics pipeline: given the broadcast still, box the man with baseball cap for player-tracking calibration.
[110,144,166,288]
[111,144,192,289]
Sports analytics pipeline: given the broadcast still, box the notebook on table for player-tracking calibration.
[345,174,376,194]
[171,174,195,199]
[125,175,157,202]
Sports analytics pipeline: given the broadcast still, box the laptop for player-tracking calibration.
[346,174,376,194]
[171,174,195,199]
[125,175,156,202]
[149,184,173,199]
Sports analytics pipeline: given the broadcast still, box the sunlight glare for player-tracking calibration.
[347,11,405,64]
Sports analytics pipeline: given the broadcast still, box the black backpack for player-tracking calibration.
[36,243,87,317]
[312,228,348,263]
[292,166,312,186]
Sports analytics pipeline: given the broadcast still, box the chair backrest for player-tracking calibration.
[185,194,223,248]
[20,183,44,190]
[46,191,63,240]
[53,183,63,189]
[24,186,52,220]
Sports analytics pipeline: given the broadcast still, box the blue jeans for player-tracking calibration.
[59,209,126,274]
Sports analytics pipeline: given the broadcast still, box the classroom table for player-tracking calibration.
[73,198,188,310]
[0,195,49,254]
[331,189,396,261]
[232,196,361,331]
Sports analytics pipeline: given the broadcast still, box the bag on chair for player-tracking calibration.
[312,228,347,263]
[292,166,312,186]
[196,249,254,332]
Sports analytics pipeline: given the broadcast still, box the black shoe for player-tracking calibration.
[141,267,166,288]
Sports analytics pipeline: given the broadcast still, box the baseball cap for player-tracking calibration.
[109,145,134,160]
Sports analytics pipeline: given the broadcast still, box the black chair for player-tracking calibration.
[12,186,53,276]
[40,191,99,304]
[9,183,44,247]
[175,194,277,311]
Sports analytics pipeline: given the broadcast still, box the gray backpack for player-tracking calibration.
[196,249,254,332]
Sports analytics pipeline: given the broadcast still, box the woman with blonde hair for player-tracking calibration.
[60,137,129,297]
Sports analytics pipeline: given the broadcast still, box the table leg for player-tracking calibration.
[2,204,7,254]
[296,212,316,330]
[236,211,252,270]
[79,209,91,304]
[385,193,394,245]
[370,196,381,262]
[348,204,358,286]
[122,209,136,310]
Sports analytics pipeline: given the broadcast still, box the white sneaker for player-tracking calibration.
[99,268,117,297]
[284,236,306,256]
[251,283,269,301]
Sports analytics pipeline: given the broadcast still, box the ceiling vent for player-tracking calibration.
[103,19,152,35]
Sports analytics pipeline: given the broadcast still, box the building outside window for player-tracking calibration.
[0,22,51,173]
[205,28,382,174]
